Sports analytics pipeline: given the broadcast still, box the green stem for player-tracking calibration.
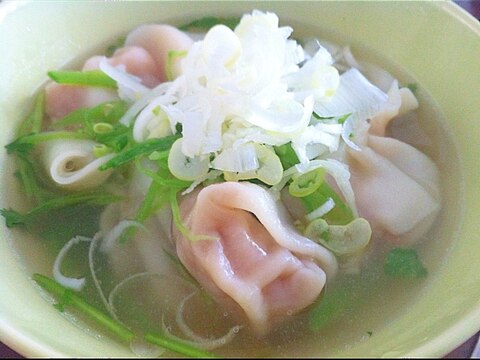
[6,131,90,154]
[26,192,123,219]
[33,274,134,343]
[1,192,123,228]
[18,91,45,136]
[99,135,180,170]
[144,332,216,358]
[48,70,117,88]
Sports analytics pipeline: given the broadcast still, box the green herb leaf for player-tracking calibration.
[0,209,27,228]
[8,91,57,203]
[144,332,216,358]
[48,70,117,88]
[52,100,128,129]
[6,131,90,155]
[99,134,180,170]
[14,156,51,203]
[0,192,123,228]
[33,274,134,343]
[18,91,45,136]
[119,178,170,243]
[384,248,428,279]
[179,16,240,31]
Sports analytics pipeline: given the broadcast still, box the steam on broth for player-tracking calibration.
[2,10,460,357]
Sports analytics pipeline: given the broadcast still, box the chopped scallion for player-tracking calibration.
[289,168,326,197]
[48,70,117,88]
[99,134,180,171]
[300,182,354,225]
[52,101,128,129]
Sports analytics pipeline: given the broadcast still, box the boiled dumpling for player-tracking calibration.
[347,121,441,245]
[83,46,162,88]
[125,24,194,82]
[173,181,337,336]
[369,80,418,136]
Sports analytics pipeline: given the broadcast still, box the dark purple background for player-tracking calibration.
[0,1,479,358]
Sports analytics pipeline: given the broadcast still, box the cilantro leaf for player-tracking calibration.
[0,192,123,228]
[384,248,428,279]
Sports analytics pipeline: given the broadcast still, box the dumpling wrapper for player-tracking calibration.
[173,181,337,336]
[45,44,165,121]
[347,127,441,245]
[42,139,114,191]
[125,24,194,82]
[369,80,419,136]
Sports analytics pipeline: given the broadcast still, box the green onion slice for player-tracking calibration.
[289,168,326,197]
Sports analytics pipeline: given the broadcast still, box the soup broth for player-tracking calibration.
[2,12,463,358]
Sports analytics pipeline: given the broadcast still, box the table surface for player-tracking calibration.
[1,1,479,358]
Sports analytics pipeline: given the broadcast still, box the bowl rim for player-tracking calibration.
[0,0,479,358]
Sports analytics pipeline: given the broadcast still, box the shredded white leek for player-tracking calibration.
[296,159,358,216]
[88,232,111,313]
[99,57,151,102]
[173,292,243,350]
[119,82,172,126]
[181,170,222,196]
[314,68,388,151]
[107,272,157,321]
[129,337,166,358]
[101,219,145,252]
[306,197,335,221]
[53,235,92,291]
[97,11,405,192]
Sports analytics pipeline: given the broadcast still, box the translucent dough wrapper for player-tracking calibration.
[42,139,114,190]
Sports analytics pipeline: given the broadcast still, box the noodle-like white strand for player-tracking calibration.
[88,232,111,313]
[160,317,241,352]
[107,272,157,322]
[174,292,243,350]
[181,170,223,196]
[99,57,150,101]
[89,220,146,318]
[132,95,176,142]
[268,172,294,200]
[306,197,335,221]
[119,82,170,125]
[129,337,166,357]
[119,75,185,127]
[101,220,145,252]
[53,236,92,291]
[296,159,358,216]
